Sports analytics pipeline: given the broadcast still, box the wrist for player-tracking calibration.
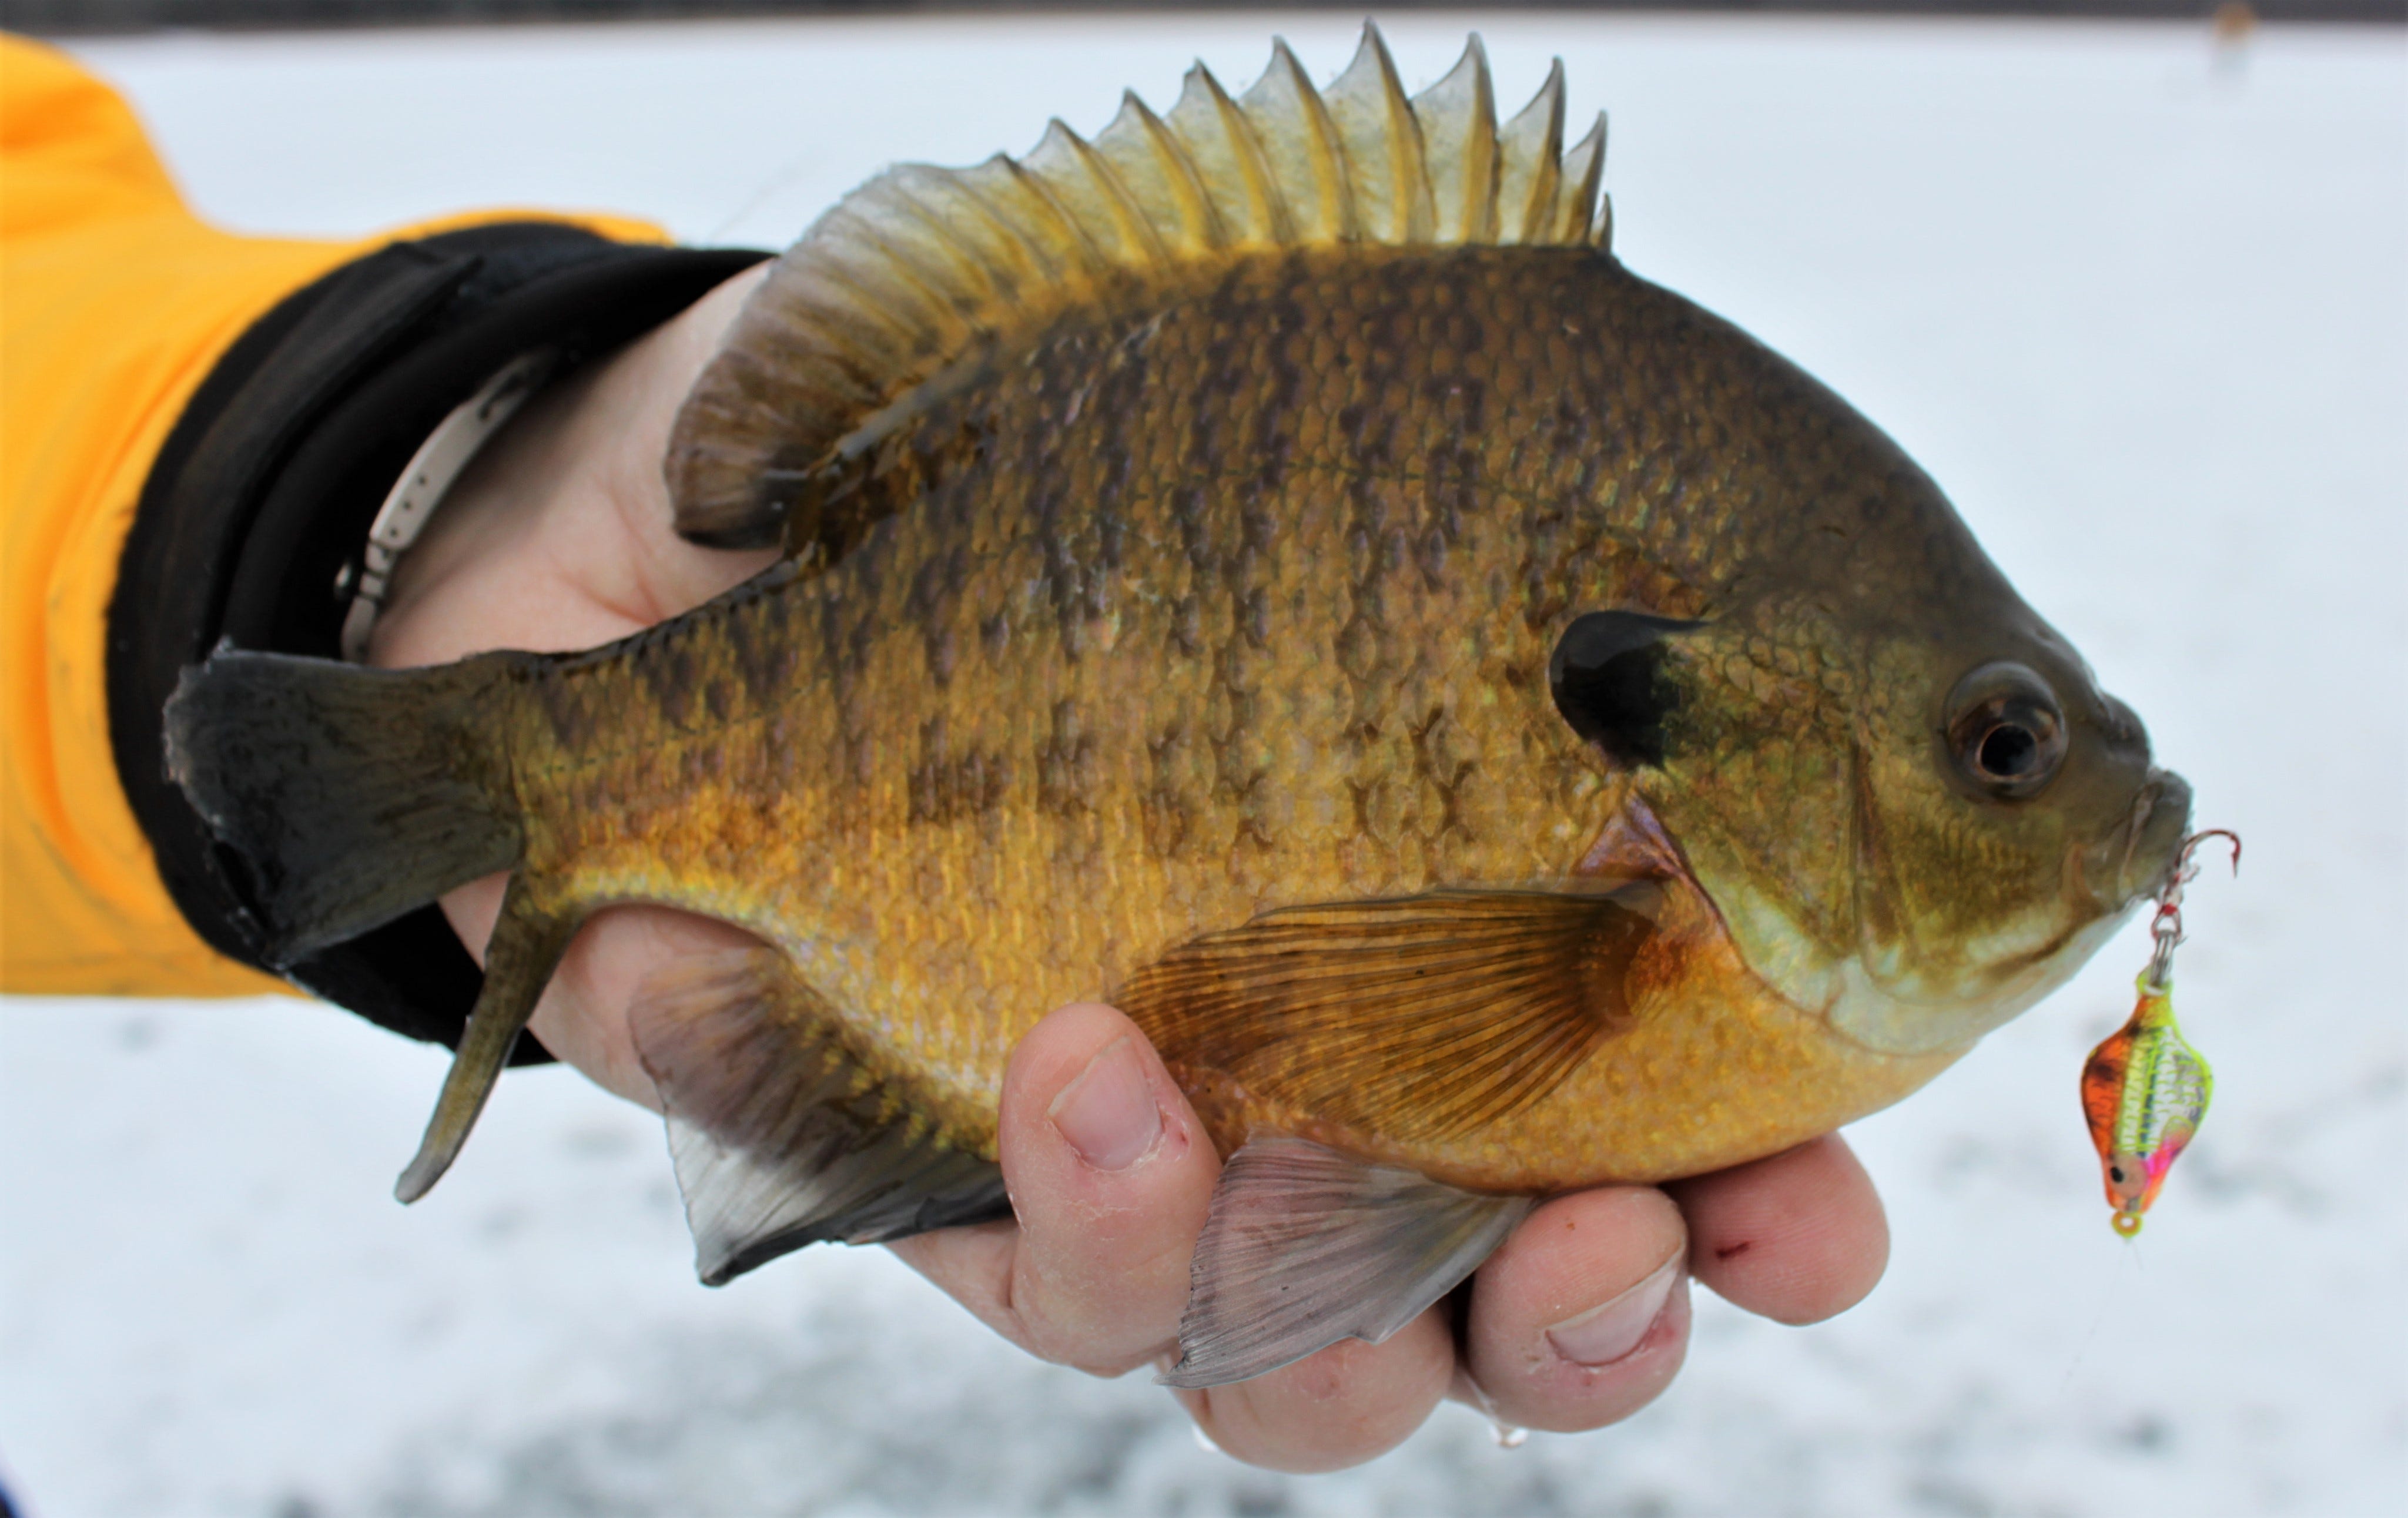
[338,348,561,663]
[367,263,774,672]
[112,223,768,1053]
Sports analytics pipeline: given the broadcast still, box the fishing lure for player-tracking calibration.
[2081,830,2239,1236]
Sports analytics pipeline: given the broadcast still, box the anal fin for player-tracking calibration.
[1161,1135,1532,1389]
[629,948,1009,1286]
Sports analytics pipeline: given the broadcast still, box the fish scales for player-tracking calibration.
[498,248,1957,1188]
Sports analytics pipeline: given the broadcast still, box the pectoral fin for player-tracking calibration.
[629,948,1009,1285]
[1161,1135,1532,1388]
[1118,886,1659,1143]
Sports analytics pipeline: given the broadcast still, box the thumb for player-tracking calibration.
[996,1003,1221,1375]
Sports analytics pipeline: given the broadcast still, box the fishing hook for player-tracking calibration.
[2146,829,2242,986]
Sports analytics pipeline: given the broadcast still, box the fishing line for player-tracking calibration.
[2057,1232,2139,1396]
[704,150,822,246]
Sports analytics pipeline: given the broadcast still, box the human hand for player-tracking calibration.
[369,264,779,1107]
[369,266,1890,1472]
[895,1000,1885,1470]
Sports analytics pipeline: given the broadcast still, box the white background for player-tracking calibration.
[2,13,2402,1516]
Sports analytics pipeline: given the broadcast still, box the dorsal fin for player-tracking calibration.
[667,23,1612,549]
[1321,28,1428,244]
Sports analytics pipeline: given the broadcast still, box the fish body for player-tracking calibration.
[511,245,1978,1193]
[166,29,2194,1382]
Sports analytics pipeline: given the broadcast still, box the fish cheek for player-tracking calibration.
[1629,641,1858,974]
[1856,725,2098,1006]
[1864,748,2012,936]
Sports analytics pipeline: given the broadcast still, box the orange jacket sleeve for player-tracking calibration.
[0,36,752,1028]
[1,35,363,994]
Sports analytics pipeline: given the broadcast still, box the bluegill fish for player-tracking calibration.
[166,27,2195,1386]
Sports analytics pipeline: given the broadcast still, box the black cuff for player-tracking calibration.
[108,220,771,1059]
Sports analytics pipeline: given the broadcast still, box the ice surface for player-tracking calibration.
[3,14,2403,1517]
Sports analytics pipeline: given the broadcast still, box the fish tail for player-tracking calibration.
[164,646,535,965]
[168,646,575,1201]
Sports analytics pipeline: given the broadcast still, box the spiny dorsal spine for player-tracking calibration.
[669,24,1610,548]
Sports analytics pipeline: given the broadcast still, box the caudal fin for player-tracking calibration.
[165,646,531,966]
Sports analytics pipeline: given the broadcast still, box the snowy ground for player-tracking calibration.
[4,13,2403,1517]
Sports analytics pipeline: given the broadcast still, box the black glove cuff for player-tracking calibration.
[108,220,770,1058]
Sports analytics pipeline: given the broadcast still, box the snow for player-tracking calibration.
[4,13,2403,1517]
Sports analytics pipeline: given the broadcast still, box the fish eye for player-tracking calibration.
[1944,662,2068,801]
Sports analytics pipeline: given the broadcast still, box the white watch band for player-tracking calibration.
[337,347,558,662]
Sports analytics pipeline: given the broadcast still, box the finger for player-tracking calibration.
[1461,1185,1692,1434]
[1173,1309,1454,1474]
[890,1003,1218,1376]
[530,904,762,1108]
[1664,1133,1888,1325]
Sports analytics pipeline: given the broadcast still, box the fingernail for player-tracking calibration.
[1545,1255,1684,1367]
[1047,1036,1162,1172]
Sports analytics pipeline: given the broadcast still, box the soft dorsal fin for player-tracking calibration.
[667,24,1610,549]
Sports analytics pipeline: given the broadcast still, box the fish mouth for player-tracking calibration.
[1985,767,2194,984]
[2091,768,2195,914]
